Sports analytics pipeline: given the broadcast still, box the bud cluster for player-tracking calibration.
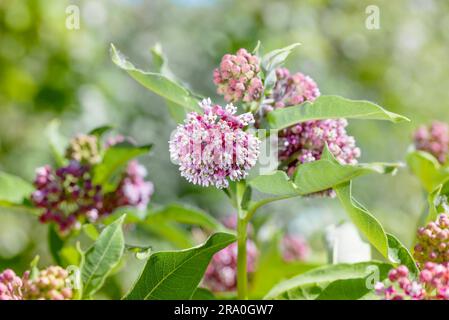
[414,214,449,265]
[375,263,449,300]
[414,121,449,164]
[22,266,73,300]
[0,269,22,300]
[213,48,263,103]
[0,266,73,300]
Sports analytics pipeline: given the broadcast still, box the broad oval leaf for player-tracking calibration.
[93,142,152,190]
[0,171,34,208]
[294,160,400,195]
[335,182,389,259]
[267,95,409,130]
[264,261,392,300]
[111,44,201,113]
[81,215,125,299]
[406,150,449,192]
[249,171,298,196]
[124,232,236,300]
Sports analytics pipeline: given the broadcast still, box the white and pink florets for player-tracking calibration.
[169,98,261,189]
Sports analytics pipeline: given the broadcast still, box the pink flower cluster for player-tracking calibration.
[31,134,153,233]
[264,68,360,196]
[203,241,258,292]
[281,235,310,262]
[0,266,72,300]
[414,121,449,164]
[213,48,263,103]
[0,269,22,300]
[105,160,154,211]
[266,68,320,111]
[375,263,449,300]
[31,161,103,233]
[169,98,260,189]
[414,214,449,265]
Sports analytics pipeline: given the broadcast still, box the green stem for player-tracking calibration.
[237,214,248,299]
[234,181,248,300]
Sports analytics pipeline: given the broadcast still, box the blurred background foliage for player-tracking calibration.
[1,0,449,297]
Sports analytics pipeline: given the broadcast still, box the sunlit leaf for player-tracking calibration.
[267,95,409,130]
[406,150,449,192]
[264,261,392,300]
[111,44,201,113]
[81,215,125,299]
[124,232,236,300]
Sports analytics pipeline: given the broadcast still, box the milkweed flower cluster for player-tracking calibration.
[0,266,73,300]
[31,134,153,234]
[264,69,360,196]
[169,98,260,189]
[204,241,258,292]
[414,214,449,265]
[281,234,310,262]
[31,161,103,232]
[65,134,101,165]
[0,269,22,300]
[22,266,73,300]
[104,160,154,211]
[414,121,449,164]
[375,263,449,300]
[265,68,320,111]
[213,49,263,103]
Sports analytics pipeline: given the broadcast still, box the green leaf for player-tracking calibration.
[267,95,409,130]
[427,178,449,223]
[0,171,34,208]
[151,44,188,123]
[406,150,449,192]
[386,233,419,278]
[45,119,68,166]
[111,44,201,113]
[88,125,114,138]
[261,43,301,73]
[335,182,389,259]
[249,171,298,196]
[145,204,223,231]
[336,182,417,270]
[124,232,236,300]
[261,43,300,90]
[81,215,126,299]
[293,160,400,195]
[191,287,216,300]
[92,142,152,189]
[264,261,392,300]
